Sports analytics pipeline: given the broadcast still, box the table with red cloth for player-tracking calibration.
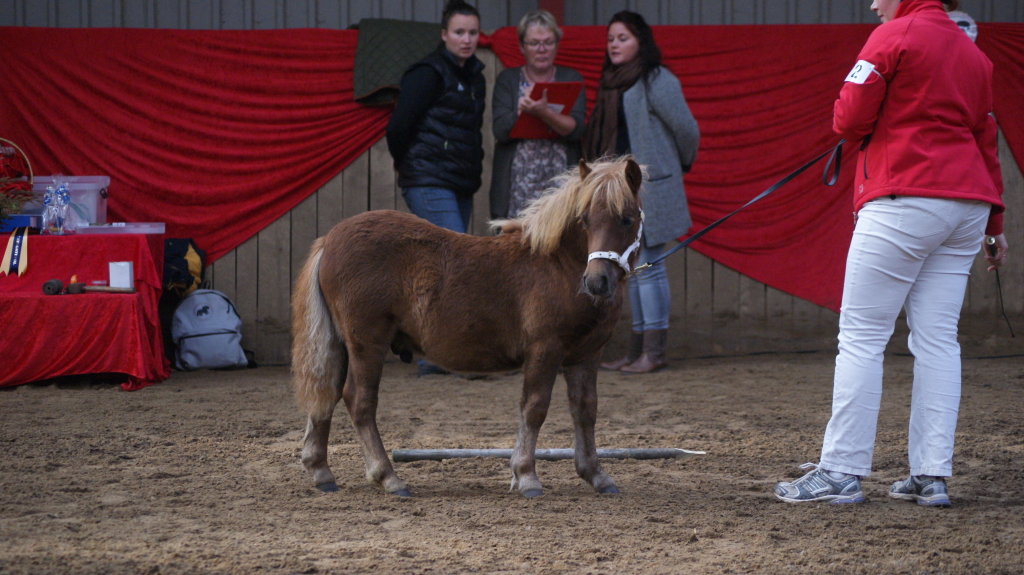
[0,233,170,391]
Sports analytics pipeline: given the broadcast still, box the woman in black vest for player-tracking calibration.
[386,0,486,234]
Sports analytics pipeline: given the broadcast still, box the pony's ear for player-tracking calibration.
[578,159,592,180]
[625,158,643,194]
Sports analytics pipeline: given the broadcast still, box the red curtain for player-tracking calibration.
[1,24,1021,311]
[490,24,1023,311]
[0,27,389,263]
[977,23,1024,173]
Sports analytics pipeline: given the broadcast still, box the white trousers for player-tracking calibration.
[819,196,989,478]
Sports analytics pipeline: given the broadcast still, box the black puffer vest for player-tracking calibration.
[397,46,486,196]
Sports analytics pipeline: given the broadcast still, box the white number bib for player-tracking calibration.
[844,60,877,84]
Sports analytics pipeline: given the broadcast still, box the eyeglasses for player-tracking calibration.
[522,39,557,50]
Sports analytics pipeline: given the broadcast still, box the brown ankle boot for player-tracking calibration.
[600,331,644,371]
[620,329,668,374]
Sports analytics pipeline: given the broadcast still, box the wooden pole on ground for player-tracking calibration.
[391,448,705,463]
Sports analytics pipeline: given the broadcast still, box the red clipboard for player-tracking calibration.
[508,81,583,140]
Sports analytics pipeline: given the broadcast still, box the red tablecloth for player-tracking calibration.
[0,233,169,390]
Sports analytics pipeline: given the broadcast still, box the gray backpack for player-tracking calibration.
[171,289,249,370]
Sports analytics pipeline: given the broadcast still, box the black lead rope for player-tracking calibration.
[986,238,1016,337]
[993,269,1015,337]
[633,139,846,274]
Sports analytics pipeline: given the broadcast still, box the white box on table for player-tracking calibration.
[109,261,134,289]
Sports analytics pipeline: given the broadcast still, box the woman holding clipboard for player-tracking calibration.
[587,11,700,375]
[490,10,587,219]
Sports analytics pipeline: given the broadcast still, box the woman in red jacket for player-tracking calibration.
[774,0,1007,506]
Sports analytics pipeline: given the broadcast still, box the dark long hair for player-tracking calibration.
[442,0,480,29]
[942,0,960,10]
[603,11,661,80]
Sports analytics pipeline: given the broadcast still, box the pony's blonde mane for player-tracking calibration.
[490,156,645,255]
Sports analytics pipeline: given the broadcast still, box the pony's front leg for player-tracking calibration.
[342,350,410,497]
[564,358,618,494]
[511,347,560,497]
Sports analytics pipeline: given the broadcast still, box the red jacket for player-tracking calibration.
[833,0,1005,235]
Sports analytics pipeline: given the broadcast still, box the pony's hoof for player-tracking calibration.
[521,489,544,498]
[599,485,620,494]
[392,488,413,498]
[316,482,338,493]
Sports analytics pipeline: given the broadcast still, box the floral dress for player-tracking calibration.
[507,68,569,218]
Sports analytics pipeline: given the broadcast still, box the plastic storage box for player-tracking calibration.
[77,222,165,234]
[23,176,109,227]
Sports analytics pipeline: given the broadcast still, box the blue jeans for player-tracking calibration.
[628,240,670,331]
[402,186,473,233]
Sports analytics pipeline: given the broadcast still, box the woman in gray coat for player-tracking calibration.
[586,10,700,374]
[490,10,587,219]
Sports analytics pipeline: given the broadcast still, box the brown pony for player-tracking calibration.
[292,158,645,497]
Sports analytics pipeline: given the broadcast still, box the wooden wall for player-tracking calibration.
[561,0,1024,25]
[3,0,1021,364]
[2,0,1023,28]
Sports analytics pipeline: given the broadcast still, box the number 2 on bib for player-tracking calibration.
[845,60,877,85]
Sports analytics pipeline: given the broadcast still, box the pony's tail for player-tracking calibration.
[291,238,347,418]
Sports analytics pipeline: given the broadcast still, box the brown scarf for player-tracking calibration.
[583,58,645,161]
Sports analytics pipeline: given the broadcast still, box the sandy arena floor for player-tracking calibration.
[2,328,1023,574]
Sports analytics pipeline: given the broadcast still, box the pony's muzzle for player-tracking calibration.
[583,260,620,299]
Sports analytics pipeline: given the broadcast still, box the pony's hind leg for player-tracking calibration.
[343,344,410,497]
[302,410,340,491]
[292,240,346,492]
[564,358,619,494]
[297,329,346,491]
[511,347,561,497]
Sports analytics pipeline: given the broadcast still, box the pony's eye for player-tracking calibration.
[621,216,632,227]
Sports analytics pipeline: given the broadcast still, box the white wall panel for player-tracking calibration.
[564,0,596,26]
[795,0,823,24]
[666,2,695,25]
[252,0,278,28]
[553,0,1019,26]
[285,0,313,27]
[633,0,666,24]
[347,0,377,25]
[220,0,246,28]
[88,0,116,26]
[506,0,537,28]
[56,0,82,27]
[596,0,628,25]
[731,0,757,25]
[411,0,444,24]
[156,0,182,28]
[763,0,791,24]
[0,1,12,26]
[314,0,343,27]
[699,0,726,25]
[379,0,405,20]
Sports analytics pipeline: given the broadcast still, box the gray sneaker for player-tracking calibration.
[889,475,951,507]
[774,463,866,504]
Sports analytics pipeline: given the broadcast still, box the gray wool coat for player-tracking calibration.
[623,66,700,247]
[490,65,588,220]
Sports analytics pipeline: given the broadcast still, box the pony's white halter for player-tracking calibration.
[587,209,645,275]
